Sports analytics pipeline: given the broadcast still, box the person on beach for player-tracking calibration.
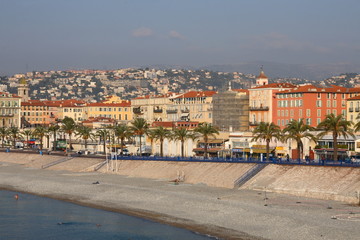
[14,194,19,200]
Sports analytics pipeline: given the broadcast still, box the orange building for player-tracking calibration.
[273,84,360,128]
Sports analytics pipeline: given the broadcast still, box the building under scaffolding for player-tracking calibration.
[212,88,249,132]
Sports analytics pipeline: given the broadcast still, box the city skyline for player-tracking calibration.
[1,0,359,76]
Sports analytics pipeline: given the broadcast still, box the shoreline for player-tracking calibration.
[1,159,360,239]
[0,187,259,240]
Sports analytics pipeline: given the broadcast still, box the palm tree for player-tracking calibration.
[172,127,197,158]
[153,126,172,157]
[8,127,20,148]
[48,124,60,151]
[0,127,8,148]
[283,119,317,160]
[130,118,149,156]
[75,125,94,150]
[33,126,47,150]
[146,129,157,156]
[22,129,33,149]
[251,122,281,161]
[194,122,219,159]
[61,117,76,151]
[317,114,354,161]
[113,124,133,155]
[96,129,110,155]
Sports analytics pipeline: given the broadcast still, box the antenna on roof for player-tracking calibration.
[260,65,264,72]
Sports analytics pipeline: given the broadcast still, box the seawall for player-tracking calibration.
[1,152,360,204]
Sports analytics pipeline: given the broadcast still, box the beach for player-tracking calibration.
[0,154,359,239]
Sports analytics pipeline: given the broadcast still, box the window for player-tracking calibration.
[333,93,336,99]
[281,110,284,117]
[317,118,321,125]
[342,110,346,116]
[299,100,303,107]
[290,109,294,117]
[327,100,331,107]
[333,110,337,115]
[285,110,288,117]
[277,110,280,116]
[327,93,331,99]
[306,118,311,125]
[342,100,346,107]
[327,109,331,115]
[306,109,311,117]
[317,109,321,117]
[316,100,322,107]
[317,93,321,99]
[277,120,280,125]
[299,109,303,117]
[333,100,336,107]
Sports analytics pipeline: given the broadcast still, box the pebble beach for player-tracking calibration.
[0,155,359,240]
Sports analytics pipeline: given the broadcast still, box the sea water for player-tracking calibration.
[0,190,215,240]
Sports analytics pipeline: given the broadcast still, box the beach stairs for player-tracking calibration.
[41,157,74,169]
[94,160,107,171]
[233,163,268,189]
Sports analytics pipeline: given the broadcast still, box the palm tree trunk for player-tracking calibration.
[160,139,163,157]
[139,135,142,156]
[181,140,184,158]
[266,139,270,161]
[53,132,56,151]
[120,138,124,155]
[297,141,302,160]
[333,133,338,161]
[47,136,50,149]
[204,136,208,159]
[84,139,88,150]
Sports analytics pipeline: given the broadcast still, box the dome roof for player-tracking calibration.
[19,77,27,85]
[257,70,268,79]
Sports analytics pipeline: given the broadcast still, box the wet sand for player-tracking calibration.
[0,161,359,240]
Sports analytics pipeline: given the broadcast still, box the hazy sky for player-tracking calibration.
[0,0,359,75]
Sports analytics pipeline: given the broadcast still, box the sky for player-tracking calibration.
[0,0,359,75]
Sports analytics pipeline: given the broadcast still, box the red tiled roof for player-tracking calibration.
[22,99,86,107]
[151,121,174,128]
[87,101,131,107]
[251,83,296,89]
[257,71,268,79]
[82,117,116,123]
[173,91,217,99]
[347,95,360,101]
[277,84,360,94]
[0,92,21,98]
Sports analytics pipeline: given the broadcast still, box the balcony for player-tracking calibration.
[166,109,178,114]
[249,121,259,126]
[0,114,14,117]
[181,108,190,113]
[349,107,354,112]
[153,108,163,113]
[133,107,143,115]
[356,107,360,112]
[249,106,269,111]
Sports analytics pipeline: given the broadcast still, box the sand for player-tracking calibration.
[0,157,360,240]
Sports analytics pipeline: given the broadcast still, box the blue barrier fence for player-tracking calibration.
[110,155,360,167]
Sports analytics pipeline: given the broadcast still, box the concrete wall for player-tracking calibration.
[1,152,359,204]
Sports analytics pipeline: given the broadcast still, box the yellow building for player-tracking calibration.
[0,92,22,128]
[57,100,87,123]
[85,100,132,124]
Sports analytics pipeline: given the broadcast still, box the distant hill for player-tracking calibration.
[203,61,360,81]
